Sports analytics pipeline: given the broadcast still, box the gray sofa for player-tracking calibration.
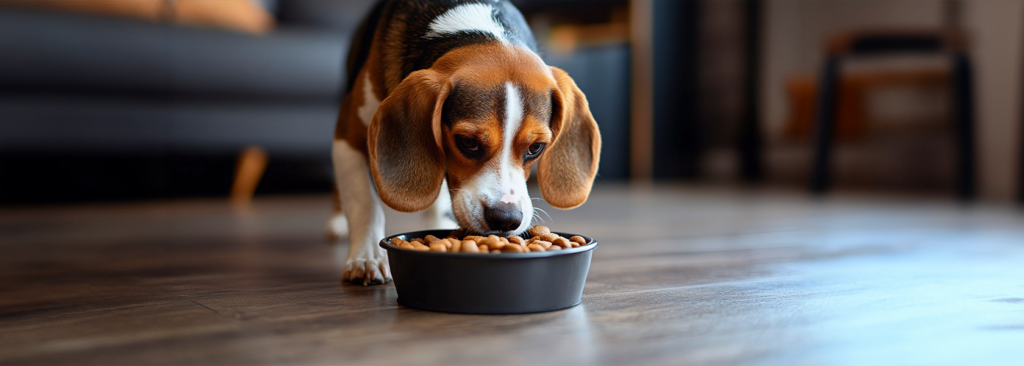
[0,1,378,155]
[0,1,375,204]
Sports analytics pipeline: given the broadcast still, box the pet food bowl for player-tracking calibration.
[380,229,597,314]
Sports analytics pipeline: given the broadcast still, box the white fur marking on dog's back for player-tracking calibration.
[357,72,380,127]
[424,3,508,43]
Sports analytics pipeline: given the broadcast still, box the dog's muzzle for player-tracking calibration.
[483,202,523,232]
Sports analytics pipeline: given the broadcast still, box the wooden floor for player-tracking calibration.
[2,184,1024,365]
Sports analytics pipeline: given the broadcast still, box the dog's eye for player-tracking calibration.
[457,136,479,151]
[525,142,546,160]
[456,135,483,159]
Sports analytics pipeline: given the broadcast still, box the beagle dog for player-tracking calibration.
[328,0,601,285]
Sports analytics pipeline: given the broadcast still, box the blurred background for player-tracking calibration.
[2,0,1023,206]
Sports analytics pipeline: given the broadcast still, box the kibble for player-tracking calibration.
[552,237,572,249]
[428,242,448,252]
[528,225,550,237]
[388,225,589,254]
[501,244,526,253]
[540,233,560,242]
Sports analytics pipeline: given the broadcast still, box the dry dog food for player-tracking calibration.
[389,225,586,253]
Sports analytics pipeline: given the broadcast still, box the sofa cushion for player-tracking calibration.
[0,0,276,34]
[0,9,347,101]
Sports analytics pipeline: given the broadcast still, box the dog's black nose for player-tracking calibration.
[484,203,523,232]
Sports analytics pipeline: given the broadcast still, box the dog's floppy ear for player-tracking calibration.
[368,69,451,212]
[538,66,602,209]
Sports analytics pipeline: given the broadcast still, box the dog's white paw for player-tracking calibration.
[341,245,391,286]
[324,214,349,242]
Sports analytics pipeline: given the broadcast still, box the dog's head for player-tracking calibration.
[367,45,600,235]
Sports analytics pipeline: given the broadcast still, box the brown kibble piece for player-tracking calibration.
[425,235,442,243]
[552,237,572,249]
[570,242,580,248]
[529,225,550,237]
[411,242,430,251]
[508,236,525,245]
[440,238,453,249]
[390,237,403,246]
[491,250,502,254]
[478,244,489,252]
[429,242,448,252]
[527,244,546,252]
[541,233,560,242]
[462,240,479,253]
[535,240,552,249]
[501,244,525,253]
[399,241,415,250]
[449,238,462,252]
[570,236,587,246]
[547,245,561,251]
[464,235,485,242]
[481,236,505,250]
[411,238,424,244]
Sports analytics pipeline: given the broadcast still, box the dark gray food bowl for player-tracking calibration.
[380,229,597,314]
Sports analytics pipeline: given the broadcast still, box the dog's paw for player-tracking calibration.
[324,214,349,242]
[341,248,392,286]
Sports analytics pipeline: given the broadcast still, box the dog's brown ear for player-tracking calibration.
[538,66,602,209]
[368,69,451,212]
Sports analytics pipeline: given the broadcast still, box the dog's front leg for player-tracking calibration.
[332,139,390,285]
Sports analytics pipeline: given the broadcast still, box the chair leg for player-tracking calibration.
[952,53,975,201]
[810,56,841,195]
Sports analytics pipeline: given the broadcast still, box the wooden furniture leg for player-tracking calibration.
[230,146,267,208]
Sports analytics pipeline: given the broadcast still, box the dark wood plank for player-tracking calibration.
[2,185,1024,365]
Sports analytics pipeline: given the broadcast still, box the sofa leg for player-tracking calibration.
[230,146,268,208]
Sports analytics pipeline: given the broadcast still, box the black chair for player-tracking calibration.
[809,31,975,200]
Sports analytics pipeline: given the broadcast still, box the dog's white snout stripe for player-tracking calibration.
[501,82,523,184]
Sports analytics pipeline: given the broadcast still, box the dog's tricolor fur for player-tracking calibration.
[330,0,601,285]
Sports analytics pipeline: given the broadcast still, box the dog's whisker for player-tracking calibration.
[534,207,553,222]
[530,208,545,224]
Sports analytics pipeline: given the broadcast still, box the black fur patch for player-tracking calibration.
[349,0,538,91]
[441,84,503,128]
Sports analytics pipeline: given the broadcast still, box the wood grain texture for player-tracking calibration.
[2,185,1024,365]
